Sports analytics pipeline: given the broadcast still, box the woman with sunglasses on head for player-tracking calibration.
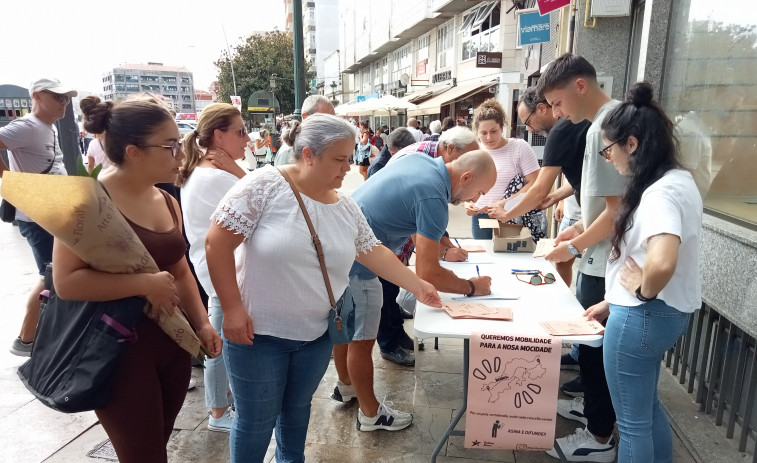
[176,103,249,433]
[584,82,702,463]
[54,96,222,463]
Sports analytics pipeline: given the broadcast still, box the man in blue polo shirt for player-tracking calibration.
[331,150,497,432]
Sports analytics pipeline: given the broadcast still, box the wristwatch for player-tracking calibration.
[567,240,583,258]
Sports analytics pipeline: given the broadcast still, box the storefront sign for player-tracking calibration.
[519,12,552,45]
[476,52,503,68]
[432,70,452,84]
[357,95,366,102]
[416,60,427,75]
[536,0,570,16]
[465,331,561,450]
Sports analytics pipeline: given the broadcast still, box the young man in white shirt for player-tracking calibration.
[0,77,77,357]
[537,54,624,463]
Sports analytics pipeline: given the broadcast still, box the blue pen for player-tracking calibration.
[476,265,481,277]
[454,238,462,248]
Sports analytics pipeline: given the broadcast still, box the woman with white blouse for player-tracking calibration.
[585,82,702,463]
[205,113,442,463]
[176,103,249,432]
[465,98,546,240]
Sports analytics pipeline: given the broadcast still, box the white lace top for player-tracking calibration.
[213,166,380,341]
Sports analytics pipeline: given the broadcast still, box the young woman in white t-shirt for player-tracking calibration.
[176,103,249,433]
[465,98,545,240]
[584,82,703,463]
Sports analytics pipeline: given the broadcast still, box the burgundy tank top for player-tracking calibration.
[124,190,187,272]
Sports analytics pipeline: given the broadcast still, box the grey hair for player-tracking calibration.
[438,126,477,150]
[518,87,548,113]
[387,128,416,151]
[429,120,442,134]
[283,113,357,160]
[301,95,333,115]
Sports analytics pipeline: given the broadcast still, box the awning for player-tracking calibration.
[408,80,497,116]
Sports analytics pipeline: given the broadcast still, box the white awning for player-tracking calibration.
[407,81,496,116]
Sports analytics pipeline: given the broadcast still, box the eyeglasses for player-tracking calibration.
[599,139,625,159]
[514,270,556,286]
[141,139,182,158]
[43,91,71,105]
[523,110,536,130]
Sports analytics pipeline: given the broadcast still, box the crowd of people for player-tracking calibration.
[0,51,702,463]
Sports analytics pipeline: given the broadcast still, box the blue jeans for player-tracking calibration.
[205,297,234,409]
[223,332,332,463]
[471,212,492,239]
[18,220,54,275]
[604,300,691,463]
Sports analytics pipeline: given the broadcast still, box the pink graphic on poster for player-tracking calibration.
[465,331,561,450]
[537,0,571,16]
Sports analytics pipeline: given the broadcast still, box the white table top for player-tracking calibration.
[413,240,604,347]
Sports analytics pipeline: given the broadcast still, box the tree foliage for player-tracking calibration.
[214,31,314,118]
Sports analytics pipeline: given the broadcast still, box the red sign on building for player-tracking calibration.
[537,0,570,16]
[416,60,427,76]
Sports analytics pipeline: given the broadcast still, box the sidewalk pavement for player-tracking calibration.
[0,166,700,462]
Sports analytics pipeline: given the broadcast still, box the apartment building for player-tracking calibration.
[101,63,196,113]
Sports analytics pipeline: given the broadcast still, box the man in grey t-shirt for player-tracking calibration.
[537,54,624,462]
[0,77,77,357]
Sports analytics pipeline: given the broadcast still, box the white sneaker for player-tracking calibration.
[188,379,197,390]
[207,408,234,433]
[357,401,412,431]
[331,380,356,403]
[547,428,616,462]
[557,397,588,425]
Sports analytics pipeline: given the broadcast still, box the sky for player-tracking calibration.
[1,0,286,95]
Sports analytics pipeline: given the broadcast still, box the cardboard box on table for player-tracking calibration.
[478,219,535,253]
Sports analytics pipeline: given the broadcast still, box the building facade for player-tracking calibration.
[338,1,555,131]
[302,0,339,95]
[101,63,196,113]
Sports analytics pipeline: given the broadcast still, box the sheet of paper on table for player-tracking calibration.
[539,319,605,336]
[478,218,500,229]
[442,302,513,321]
[532,238,556,258]
[462,244,486,252]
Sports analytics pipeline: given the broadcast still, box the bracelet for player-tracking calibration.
[465,279,476,297]
[441,247,448,260]
[635,286,657,302]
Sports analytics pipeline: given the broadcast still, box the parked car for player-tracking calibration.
[177,121,196,137]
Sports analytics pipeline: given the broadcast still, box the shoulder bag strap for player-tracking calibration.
[277,167,337,309]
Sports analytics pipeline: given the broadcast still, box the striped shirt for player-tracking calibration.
[475,138,540,208]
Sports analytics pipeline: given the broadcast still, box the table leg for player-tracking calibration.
[430,339,469,462]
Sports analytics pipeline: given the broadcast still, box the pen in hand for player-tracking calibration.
[454,238,461,248]
[476,265,480,277]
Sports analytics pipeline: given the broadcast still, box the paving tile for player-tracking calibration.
[42,424,108,462]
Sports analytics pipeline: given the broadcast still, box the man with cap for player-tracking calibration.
[0,77,77,356]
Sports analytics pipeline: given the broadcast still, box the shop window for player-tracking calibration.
[437,20,454,70]
[460,1,501,61]
[662,0,757,228]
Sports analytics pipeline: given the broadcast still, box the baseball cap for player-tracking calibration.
[29,78,78,98]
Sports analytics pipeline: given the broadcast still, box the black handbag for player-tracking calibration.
[0,199,15,223]
[17,265,146,413]
[277,168,356,345]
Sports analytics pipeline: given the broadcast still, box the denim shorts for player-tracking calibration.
[18,220,54,276]
[559,216,579,233]
[349,275,383,341]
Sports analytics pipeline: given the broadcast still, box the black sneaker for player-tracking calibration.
[561,376,585,398]
[380,346,415,366]
[400,307,414,319]
[561,353,580,370]
[397,332,415,350]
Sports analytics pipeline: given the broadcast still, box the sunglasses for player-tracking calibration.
[141,139,182,158]
[514,270,556,286]
[232,126,248,137]
[43,91,71,105]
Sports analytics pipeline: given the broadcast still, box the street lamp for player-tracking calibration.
[330,81,337,101]
[270,74,277,132]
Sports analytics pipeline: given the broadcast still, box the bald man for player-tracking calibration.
[405,118,424,142]
[274,95,335,166]
[331,149,497,432]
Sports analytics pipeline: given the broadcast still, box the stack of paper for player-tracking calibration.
[539,319,605,336]
[442,302,513,321]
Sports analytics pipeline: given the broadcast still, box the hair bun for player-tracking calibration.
[626,82,654,107]
[79,95,113,134]
[283,120,302,146]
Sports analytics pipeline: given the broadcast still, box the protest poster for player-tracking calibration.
[465,331,561,450]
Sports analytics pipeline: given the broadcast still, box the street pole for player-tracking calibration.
[221,22,238,96]
[292,0,305,120]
